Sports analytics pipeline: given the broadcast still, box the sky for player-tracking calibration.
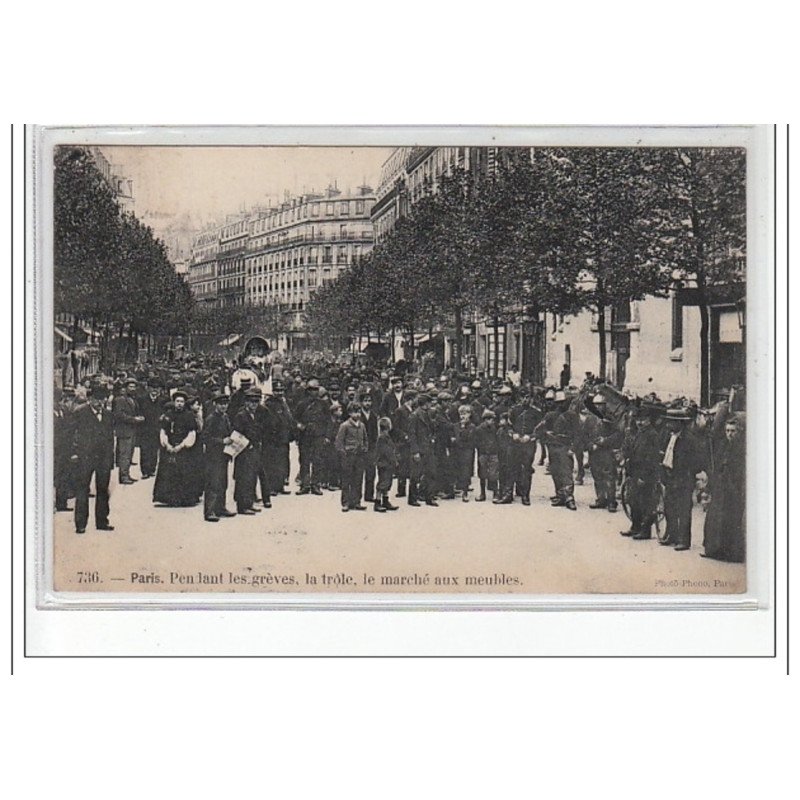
[99,145,394,235]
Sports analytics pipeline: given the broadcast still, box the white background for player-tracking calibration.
[2,2,796,798]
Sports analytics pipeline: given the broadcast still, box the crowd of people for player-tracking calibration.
[52,353,746,563]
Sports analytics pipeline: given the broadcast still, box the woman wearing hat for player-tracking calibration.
[153,390,199,507]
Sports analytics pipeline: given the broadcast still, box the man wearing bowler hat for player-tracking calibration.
[660,406,707,550]
[71,383,116,533]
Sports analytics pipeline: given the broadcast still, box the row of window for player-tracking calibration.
[251,199,370,234]
[245,244,362,271]
[248,225,371,251]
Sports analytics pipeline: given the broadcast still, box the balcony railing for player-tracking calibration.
[246,229,373,250]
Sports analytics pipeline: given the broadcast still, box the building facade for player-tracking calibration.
[186,186,377,352]
[187,228,220,307]
[245,186,376,351]
[88,147,135,213]
[217,217,249,308]
[371,146,539,378]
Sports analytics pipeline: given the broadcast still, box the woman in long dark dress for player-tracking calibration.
[153,391,198,507]
[702,412,746,562]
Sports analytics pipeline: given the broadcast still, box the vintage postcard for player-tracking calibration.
[38,126,770,603]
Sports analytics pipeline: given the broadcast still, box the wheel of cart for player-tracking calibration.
[620,473,668,542]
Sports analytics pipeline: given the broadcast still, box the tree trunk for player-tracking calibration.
[690,172,710,405]
[597,305,607,380]
[390,327,396,362]
[493,315,500,378]
[698,301,710,405]
[408,324,415,364]
[453,305,463,372]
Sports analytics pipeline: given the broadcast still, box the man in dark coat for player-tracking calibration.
[359,390,379,502]
[228,376,256,421]
[586,393,623,512]
[231,388,263,515]
[702,412,746,562]
[408,394,438,506]
[71,384,115,533]
[621,403,665,539]
[537,390,579,510]
[491,384,514,418]
[54,387,75,511]
[453,405,476,501]
[393,389,416,501]
[508,391,541,505]
[261,379,295,497]
[335,401,368,511]
[113,379,144,484]
[202,393,234,522]
[660,407,707,550]
[138,379,167,479]
[432,393,456,499]
[379,375,405,420]
[295,379,329,495]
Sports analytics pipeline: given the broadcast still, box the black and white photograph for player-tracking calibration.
[42,128,761,599]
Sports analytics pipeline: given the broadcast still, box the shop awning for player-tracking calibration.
[414,332,444,344]
[218,333,242,347]
[54,326,73,343]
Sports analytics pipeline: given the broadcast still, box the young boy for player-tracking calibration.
[453,404,476,502]
[334,402,368,511]
[321,402,343,490]
[474,409,499,501]
[374,416,399,512]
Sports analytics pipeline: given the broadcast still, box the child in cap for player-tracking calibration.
[474,409,499,501]
[493,412,514,504]
[374,417,399,512]
[454,404,476,502]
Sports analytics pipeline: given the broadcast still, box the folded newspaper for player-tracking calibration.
[224,430,250,459]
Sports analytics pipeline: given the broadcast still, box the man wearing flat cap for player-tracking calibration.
[113,379,145,485]
[227,376,253,421]
[231,388,264,515]
[359,390,379,503]
[202,393,235,522]
[54,386,75,512]
[295,379,329,495]
[537,389,579,510]
[408,393,439,506]
[139,379,168,479]
[392,388,416,501]
[620,401,664,539]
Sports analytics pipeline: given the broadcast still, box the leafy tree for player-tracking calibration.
[651,147,746,402]
[54,146,195,368]
[530,148,675,378]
